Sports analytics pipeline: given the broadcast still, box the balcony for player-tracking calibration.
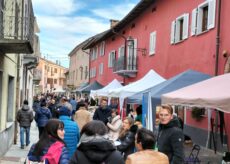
[33,69,42,85]
[0,0,34,54]
[59,73,66,79]
[113,55,138,78]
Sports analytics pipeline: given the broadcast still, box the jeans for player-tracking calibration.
[20,126,30,147]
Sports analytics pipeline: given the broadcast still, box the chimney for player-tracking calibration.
[110,19,119,28]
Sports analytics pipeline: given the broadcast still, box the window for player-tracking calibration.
[108,51,116,67]
[127,39,137,70]
[100,41,105,56]
[149,31,156,55]
[91,46,98,60]
[7,76,14,122]
[171,13,189,44]
[191,0,216,36]
[90,67,96,78]
[118,46,125,58]
[99,63,104,75]
[80,66,83,80]
[54,68,57,73]
[76,69,78,80]
[85,66,88,79]
[54,79,57,84]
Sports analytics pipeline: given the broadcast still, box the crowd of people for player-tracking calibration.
[16,93,185,164]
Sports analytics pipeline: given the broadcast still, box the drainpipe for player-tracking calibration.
[112,29,127,85]
[215,0,221,76]
[214,0,222,153]
[14,54,21,144]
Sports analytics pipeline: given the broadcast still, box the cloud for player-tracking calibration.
[33,0,140,67]
[32,0,83,16]
[36,15,109,35]
[91,3,137,20]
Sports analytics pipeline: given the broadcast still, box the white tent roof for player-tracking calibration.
[53,88,65,93]
[162,73,230,113]
[108,69,166,99]
[90,79,123,97]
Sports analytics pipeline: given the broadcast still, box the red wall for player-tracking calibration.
[90,0,230,147]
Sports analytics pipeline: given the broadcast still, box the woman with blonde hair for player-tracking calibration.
[117,117,138,160]
[107,108,122,141]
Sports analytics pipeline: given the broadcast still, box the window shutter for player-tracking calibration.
[208,0,216,29]
[112,51,116,67]
[118,47,121,58]
[95,47,98,59]
[191,8,197,36]
[133,39,137,68]
[102,42,105,55]
[149,31,156,55]
[183,13,189,39]
[175,20,180,43]
[108,52,111,67]
[170,21,175,44]
[197,4,204,34]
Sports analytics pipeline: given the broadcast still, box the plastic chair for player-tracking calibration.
[185,144,201,164]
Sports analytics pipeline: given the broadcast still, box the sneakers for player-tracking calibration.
[21,145,24,149]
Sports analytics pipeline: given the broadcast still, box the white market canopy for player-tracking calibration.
[90,79,123,98]
[53,88,65,93]
[109,69,166,99]
[162,73,230,113]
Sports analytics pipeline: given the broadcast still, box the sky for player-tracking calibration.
[32,0,140,68]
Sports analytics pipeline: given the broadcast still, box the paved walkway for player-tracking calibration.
[0,121,38,164]
[0,120,224,164]
[184,142,223,163]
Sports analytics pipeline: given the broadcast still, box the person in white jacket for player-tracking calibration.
[107,108,122,141]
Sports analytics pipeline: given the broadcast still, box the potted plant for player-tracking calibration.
[191,107,205,121]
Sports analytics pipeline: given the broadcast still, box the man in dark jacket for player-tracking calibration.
[17,100,34,149]
[93,99,111,124]
[157,104,184,164]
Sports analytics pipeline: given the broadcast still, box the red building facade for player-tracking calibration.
[83,0,230,151]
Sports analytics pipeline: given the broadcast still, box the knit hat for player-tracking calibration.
[59,106,71,116]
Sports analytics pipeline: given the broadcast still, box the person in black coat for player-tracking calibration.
[93,99,111,125]
[157,104,184,164]
[69,120,124,164]
[117,117,138,160]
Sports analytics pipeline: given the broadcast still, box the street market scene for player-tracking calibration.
[0,0,230,163]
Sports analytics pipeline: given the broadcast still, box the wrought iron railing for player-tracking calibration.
[0,15,34,45]
[33,69,42,81]
[113,55,137,72]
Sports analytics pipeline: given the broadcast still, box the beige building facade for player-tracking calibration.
[0,0,36,156]
[37,58,67,94]
[68,40,90,90]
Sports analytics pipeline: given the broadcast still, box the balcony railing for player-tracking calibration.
[113,55,138,78]
[59,73,66,79]
[33,69,42,84]
[0,0,34,53]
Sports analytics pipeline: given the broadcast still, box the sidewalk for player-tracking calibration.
[0,121,38,164]
[184,142,223,163]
